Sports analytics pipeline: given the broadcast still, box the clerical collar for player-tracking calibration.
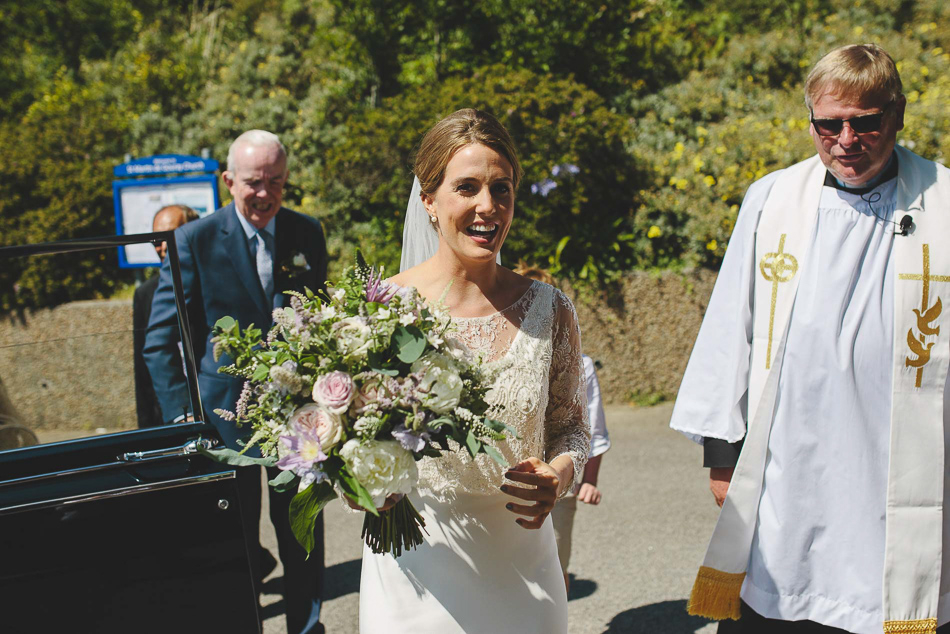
[823,152,898,195]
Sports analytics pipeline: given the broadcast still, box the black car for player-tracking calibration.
[0,233,260,633]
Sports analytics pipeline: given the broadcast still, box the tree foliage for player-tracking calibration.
[3,0,950,310]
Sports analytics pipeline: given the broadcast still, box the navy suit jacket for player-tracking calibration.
[143,203,327,448]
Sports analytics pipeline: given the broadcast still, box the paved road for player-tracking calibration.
[260,403,721,634]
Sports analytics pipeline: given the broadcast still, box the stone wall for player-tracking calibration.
[0,271,718,431]
[566,270,716,404]
[0,300,137,432]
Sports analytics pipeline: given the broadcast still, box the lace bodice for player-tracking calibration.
[418,281,591,499]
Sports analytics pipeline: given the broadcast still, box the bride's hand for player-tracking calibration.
[344,493,403,513]
[501,457,563,530]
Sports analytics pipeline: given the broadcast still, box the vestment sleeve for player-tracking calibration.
[143,227,194,422]
[669,172,779,445]
[544,289,592,493]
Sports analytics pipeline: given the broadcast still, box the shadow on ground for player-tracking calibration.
[568,574,597,601]
[261,557,362,620]
[603,599,713,633]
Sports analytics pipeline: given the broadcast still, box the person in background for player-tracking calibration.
[515,264,611,595]
[144,130,329,634]
[132,204,198,428]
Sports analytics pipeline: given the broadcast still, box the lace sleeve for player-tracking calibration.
[544,289,591,495]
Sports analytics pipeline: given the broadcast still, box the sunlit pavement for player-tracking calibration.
[261,403,720,634]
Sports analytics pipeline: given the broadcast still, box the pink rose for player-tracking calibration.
[312,371,355,414]
[351,372,390,415]
[289,403,344,452]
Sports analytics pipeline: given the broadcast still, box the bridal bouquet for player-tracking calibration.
[204,252,511,557]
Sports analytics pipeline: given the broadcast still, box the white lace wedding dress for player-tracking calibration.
[359,280,591,633]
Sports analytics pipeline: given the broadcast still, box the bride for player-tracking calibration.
[358,108,591,633]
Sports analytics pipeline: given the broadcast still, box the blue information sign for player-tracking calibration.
[113,154,221,268]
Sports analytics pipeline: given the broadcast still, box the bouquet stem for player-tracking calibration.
[362,496,428,557]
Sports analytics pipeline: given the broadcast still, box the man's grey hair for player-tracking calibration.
[226,129,288,173]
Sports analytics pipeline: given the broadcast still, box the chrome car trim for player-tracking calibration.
[0,471,235,516]
[0,438,219,490]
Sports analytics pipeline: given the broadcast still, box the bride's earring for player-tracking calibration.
[429,215,437,223]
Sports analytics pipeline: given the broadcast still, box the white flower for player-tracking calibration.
[411,352,464,414]
[398,312,416,326]
[332,288,346,302]
[339,439,418,507]
[375,307,392,321]
[335,316,373,360]
[292,253,310,269]
[320,304,338,320]
[272,307,296,331]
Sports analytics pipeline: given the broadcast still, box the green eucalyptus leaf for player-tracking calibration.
[215,316,237,332]
[393,326,426,364]
[198,446,278,468]
[268,469,298,492]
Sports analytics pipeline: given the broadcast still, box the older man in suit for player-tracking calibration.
[144,130,328,634]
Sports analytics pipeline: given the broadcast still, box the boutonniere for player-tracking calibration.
[279,252,312,278]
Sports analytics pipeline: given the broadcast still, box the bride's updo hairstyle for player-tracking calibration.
[413,108,524,197]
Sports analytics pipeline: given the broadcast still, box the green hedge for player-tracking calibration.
[4,0,950,310]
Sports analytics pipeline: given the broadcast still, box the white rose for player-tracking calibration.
[339,439,418,507]
[292,253,309,268]
[411,352,464,414]
[335,316,373,360]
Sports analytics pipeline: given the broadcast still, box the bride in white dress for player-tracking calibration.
[358,109,591,633]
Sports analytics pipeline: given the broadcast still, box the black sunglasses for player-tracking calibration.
[810,101,895,136]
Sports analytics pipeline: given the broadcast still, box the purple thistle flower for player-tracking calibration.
[365,269,397,304]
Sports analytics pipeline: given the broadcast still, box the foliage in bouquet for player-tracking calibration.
[204,252,512,555]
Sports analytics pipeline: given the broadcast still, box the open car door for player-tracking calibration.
[0,233,260,633]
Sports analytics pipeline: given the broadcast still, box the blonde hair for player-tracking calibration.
[804,44,902,109]
[413,109,523,196]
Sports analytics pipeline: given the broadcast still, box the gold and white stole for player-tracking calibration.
[688,146,950,634]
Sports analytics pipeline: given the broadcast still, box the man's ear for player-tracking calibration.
[222,170,235,189]
[895,95,907,132]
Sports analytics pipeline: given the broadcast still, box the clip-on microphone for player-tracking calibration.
[898,214,913,236]
[861,191,913,236]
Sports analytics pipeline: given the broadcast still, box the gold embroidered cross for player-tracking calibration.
[899,244,950,387]
[759,234,799,369]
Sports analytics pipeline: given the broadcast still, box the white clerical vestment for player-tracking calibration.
[671,159,950,633]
